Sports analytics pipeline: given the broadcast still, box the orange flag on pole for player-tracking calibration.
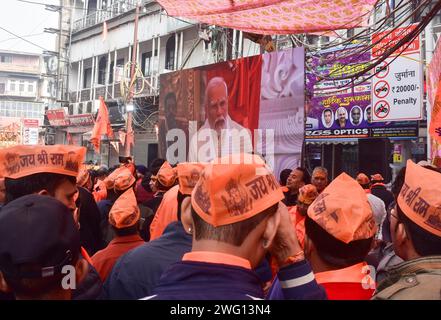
[90,96,113,153]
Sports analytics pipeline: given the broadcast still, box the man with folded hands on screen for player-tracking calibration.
[188,77,253,163]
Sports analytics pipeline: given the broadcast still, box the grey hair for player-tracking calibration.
[204,76,228,108]
[312,166,328,176]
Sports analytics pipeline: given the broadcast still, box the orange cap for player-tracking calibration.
[370,173,384,182]
[356,173,370,185]
[156,161,177,188]
[307,172,376,243]
[191,153,284,227]
[77,166,90,187]
[177,162,207,195]
[298,184,319,205]
[104,167,126,190]
[0,145,86,179]
[108,188,140,229]
[397,160,441,237]
[114,167,136,191]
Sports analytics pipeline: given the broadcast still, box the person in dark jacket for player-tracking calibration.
[0,195,88,300]
[149,154,325,300]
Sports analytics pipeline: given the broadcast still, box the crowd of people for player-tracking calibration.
[0,144,440,300]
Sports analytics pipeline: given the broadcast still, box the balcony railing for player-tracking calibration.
[69,76,157,103]
[73,0,139,33]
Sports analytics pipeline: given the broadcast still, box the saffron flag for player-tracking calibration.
[90,96,113,153]
[156,0,377,35]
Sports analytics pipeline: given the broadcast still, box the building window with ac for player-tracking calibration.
[142,51,152,76]
[0,83,5,94]
[78,103,83,115]
[109,58,124,83]
[68,104,74,115]
[83,68,92,88]
[98,56,107,85]
[165,35,176,70]
[86,102,92,113]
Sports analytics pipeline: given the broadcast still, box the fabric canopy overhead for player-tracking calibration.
[157,0,378,35]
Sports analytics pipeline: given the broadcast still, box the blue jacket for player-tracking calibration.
[101,221,192,300]
[149,259,327,300]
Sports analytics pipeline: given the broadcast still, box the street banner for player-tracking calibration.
[159,47,305,179]
[306,45,418,140]
[0,117,22,148]
[22,119,39,145]
[371,25,423,122]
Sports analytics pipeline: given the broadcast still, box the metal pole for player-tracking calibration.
[125,4,140,157]
[425,16,434,161]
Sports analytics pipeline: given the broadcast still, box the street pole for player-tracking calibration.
[124,4,140,158]
[425,17,434,162]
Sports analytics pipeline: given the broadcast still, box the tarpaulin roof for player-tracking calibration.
[157,0,378,35]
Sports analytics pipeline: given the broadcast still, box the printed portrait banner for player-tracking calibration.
[306,46,418,140]
[159,47,305,179]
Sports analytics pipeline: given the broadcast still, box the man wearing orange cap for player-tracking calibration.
[99,167,137,244]
[76,167,104,256]
[102,163,201,299]
[146,161,179,240]
[148,154,326,300]
[0,145,103,300]
[370,173,394,211]
[91,188,144,282]
[289,184,319,249]
[373,161,441,299]
[302,173,377,299]
[311,167,329,194]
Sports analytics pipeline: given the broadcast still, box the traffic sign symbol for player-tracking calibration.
[374,100,390,119]
[375,62,389,79]
[374,80,390,99]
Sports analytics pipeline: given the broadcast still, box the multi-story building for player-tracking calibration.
[66,0,261,166]
[0,50,48,148]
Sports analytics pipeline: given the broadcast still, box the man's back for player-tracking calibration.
[373,256,441,300]
[102,221,192,300]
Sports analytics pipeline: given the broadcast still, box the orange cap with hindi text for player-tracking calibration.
[191,153,284,227]
[397,160,441,237]
[177,162,207,195]
[0,145,86,179]
[307,172,376,243]
[114,167,136,191]
[108,188,140,229]
[156,161,177,188]
[77,166,90,187]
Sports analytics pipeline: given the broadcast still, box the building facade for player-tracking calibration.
[0,50,49,148]
[66,0,261,166]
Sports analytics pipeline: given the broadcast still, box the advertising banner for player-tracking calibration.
[0,117,22,148]
[371,24,423,122]
[306,46,418,141]
[46,109,69,126]
[23,119,39,145]
[159,47,305,178]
